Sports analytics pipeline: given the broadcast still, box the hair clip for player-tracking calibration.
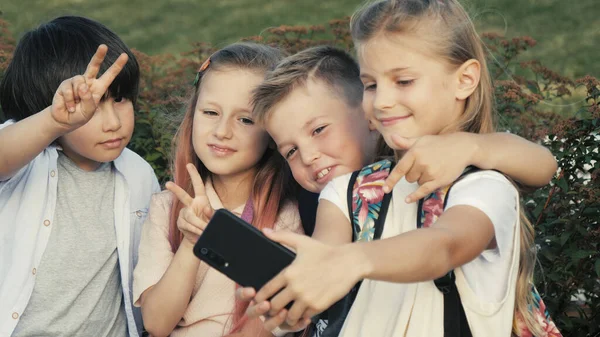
[193,57,211,86]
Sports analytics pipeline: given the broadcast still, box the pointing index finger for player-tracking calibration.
[383,153,415,193]
[166,181,193,207]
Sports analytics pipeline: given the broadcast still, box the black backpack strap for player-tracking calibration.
[347,170,361,241]
[418,167,479,337]
[321,162,394,337]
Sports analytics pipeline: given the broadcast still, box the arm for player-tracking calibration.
[0,108,66,180]
[349,205,494,283]
[470,132,557,188]
[249,205,494,330]
[255,172,517,327]
[311,200,352,245]
[139,240,201,337]
[384,132,557,202]
[141,165,212,336]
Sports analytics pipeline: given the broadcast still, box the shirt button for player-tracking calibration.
[32,268,37,275]
[43,220,51,227]
[136,211,142,218]
[50,170,56,177]
[12,312,18,319]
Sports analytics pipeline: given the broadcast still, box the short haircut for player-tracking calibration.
[252,45,363,124]
[0,16,140,122]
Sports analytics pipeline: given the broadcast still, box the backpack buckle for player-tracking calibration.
[433,271,456,294]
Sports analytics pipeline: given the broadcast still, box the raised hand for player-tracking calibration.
[50,44,129,131]
[383,133,478,202]
[166,163,214,246]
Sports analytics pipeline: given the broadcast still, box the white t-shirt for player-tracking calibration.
[319,170,520,337]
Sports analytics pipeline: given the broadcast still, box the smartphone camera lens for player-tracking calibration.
[200,248,208,255]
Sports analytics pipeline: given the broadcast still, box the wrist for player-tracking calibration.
[341,242,373,282]
[178,239,201,266]
[42,106,71,139]
[466,132,490,169]
[179,239,196,252]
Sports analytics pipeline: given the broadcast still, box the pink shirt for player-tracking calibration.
[133,180,302,337]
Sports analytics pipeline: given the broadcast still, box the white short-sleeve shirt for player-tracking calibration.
[319,170,520,337]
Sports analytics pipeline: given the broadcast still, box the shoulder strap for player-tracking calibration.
[347,159,393,242]
[320,161,394,337]
[417,166,478,337]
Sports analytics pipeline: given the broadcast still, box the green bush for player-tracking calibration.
[1,15,598,336]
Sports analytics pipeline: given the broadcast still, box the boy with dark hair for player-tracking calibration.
[0,16,159,336]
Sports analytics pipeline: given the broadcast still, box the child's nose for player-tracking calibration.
[373,86,396,112]
[214,118,233,139]
[101,103,122,132]
[300,148,320,166]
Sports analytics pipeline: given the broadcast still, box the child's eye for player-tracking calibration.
[203,110,218,116]
[312,125,327,136]
[285,147,297,159]
[363,83,376,91]
[397,79,414,86]
[114,96,128,103]
[239,117,255,125]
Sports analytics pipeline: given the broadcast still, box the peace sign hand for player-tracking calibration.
[50,44,129,132]
[166,164,215,246]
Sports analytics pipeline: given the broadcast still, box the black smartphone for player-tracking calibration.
[193,208,296,292]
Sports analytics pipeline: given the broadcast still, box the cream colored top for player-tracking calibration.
[133,180,302,337]
[320,170,520,337]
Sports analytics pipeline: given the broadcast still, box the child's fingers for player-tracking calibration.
[268,288,295,317]
[84,44,108,82]
[404,165,422,183]
[285,300,308,327]
[383,152,415,193]
[58,80,76,113]
[70,75,86,104]
[293,318,312,331]
[245,300,270,319]
[255,272,287,305]
[177,214,204,238]
[96,53,128,92]
[303,308,320,321]
[77,82,94,118]
[263,310,288,332]
[166,181,193,206]
[186,164,206,198]
[236,287,257,302]
[406,181,438,203]
[201,204,214,222]
[183,208,207,232]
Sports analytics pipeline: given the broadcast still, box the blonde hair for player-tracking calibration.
[350,1,539,334]
[252,45,363,125]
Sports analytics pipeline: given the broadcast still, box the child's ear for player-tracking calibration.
[455,59,481,100]
[368,119,377,131]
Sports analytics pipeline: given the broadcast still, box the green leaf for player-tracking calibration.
[556,177,569,192]
[559,232,573,246]
[145,153,162,162]
[570,250,595,260]
[595,259,600,277]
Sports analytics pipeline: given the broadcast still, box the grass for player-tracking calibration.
[2,0,598,77]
